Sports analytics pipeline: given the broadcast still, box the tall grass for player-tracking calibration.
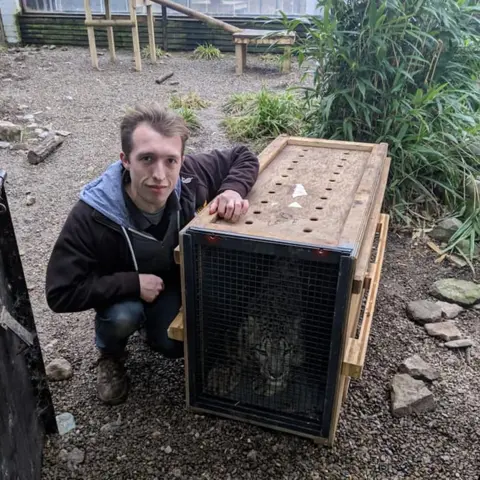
[221,88,305,152]
[193,43,222,60]
[280,0,480,255]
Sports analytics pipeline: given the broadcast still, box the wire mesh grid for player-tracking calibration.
[190,240,341,428]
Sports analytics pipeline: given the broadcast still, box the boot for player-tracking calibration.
[96,351,129,405]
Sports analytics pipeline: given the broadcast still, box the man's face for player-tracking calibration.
[120,122,183,212]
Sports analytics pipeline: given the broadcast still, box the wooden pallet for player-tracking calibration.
[168,135,390,445]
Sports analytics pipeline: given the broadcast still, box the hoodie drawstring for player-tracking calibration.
[121,225,139,272]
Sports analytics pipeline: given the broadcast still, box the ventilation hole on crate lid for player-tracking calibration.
[287,167,294,171]
[326,188,332,191]
[310,217,318,221]
[303,228,312,233]
[299,154,305,157]
[262,199,269,203]
[316,206,323,210]
[245,220,253,224]
[275,183,282,186]
[321,196,328,200]
[281,175,288,178]
[329,179,335,182]
[293,160,298,163]
[334,172,340,175]
[337,164,343,168]
[253,210,261,214]
[343,152,350,155]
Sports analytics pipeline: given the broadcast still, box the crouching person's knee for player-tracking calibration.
[96,300,145,342]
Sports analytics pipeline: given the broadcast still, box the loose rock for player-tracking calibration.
[58,449,69,462]
[55,130,72,137]
[406,299,443,325]
[46,357,73,381]
[436,301,464,319]
[429,218,462,243]
[0,141,11,149]
[430,278,480,307]
[391,374,435,417]
[398,354,440,382]
[67,448,85,471]
[25,194,36,206]
[164,445,172,454]
[100,413,122,433]
[424,321,462,341]
[247,450,257,462]
[0,121,22,142]
[444,339,474,349]
[56,412,76,435]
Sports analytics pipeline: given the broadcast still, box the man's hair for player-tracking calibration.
[120,103,190,158]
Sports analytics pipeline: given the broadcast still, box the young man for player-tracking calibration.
[45,104,259,405]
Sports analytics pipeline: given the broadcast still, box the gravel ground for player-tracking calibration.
[1,46,480,480]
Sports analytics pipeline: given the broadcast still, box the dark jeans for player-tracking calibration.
[95,284,183,358]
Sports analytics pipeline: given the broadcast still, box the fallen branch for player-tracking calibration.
[155,72,174,85]
[27,133,65,165]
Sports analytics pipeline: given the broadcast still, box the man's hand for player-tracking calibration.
[139,274,164,303]
[209,189,249,223]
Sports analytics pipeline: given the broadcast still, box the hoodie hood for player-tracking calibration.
[79,160,182,229]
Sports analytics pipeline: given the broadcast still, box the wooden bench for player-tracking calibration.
[232,29,296,75]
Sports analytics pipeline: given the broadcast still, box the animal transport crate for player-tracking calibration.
[172,135,391,445]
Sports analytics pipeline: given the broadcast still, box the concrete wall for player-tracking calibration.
[0,0,21,43]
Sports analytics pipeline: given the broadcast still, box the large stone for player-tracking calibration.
[429,218,462,243]
[391,374,435,417]
[67,447,85,471]
[406,300,443,325]
[444,339,474,349]
[399,354,440,382]
[46,357,73,381]
[0,121,22,142]
[435,301,464,319]
[424,321,462,341]
[56,412,76,435]
[430,278,480,307]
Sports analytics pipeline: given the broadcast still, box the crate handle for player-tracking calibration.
[342,213,389,379]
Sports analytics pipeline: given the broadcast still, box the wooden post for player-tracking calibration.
[146,0,156,63]
[129,0,142,71]
[281,45,291,73]
[235,43,246,75]
[104,0,116,62]
[84,0,99,69]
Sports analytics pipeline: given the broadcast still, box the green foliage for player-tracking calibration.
[280,0,480,258]
[169,91,210,110]
[221,88,305,152]
[141,45,166,59]
[174,106,200,132]
[193,43,222,60]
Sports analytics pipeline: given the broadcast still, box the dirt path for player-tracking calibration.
[1,46,479,479]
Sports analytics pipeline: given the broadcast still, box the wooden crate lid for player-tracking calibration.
[184,135,389,258]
